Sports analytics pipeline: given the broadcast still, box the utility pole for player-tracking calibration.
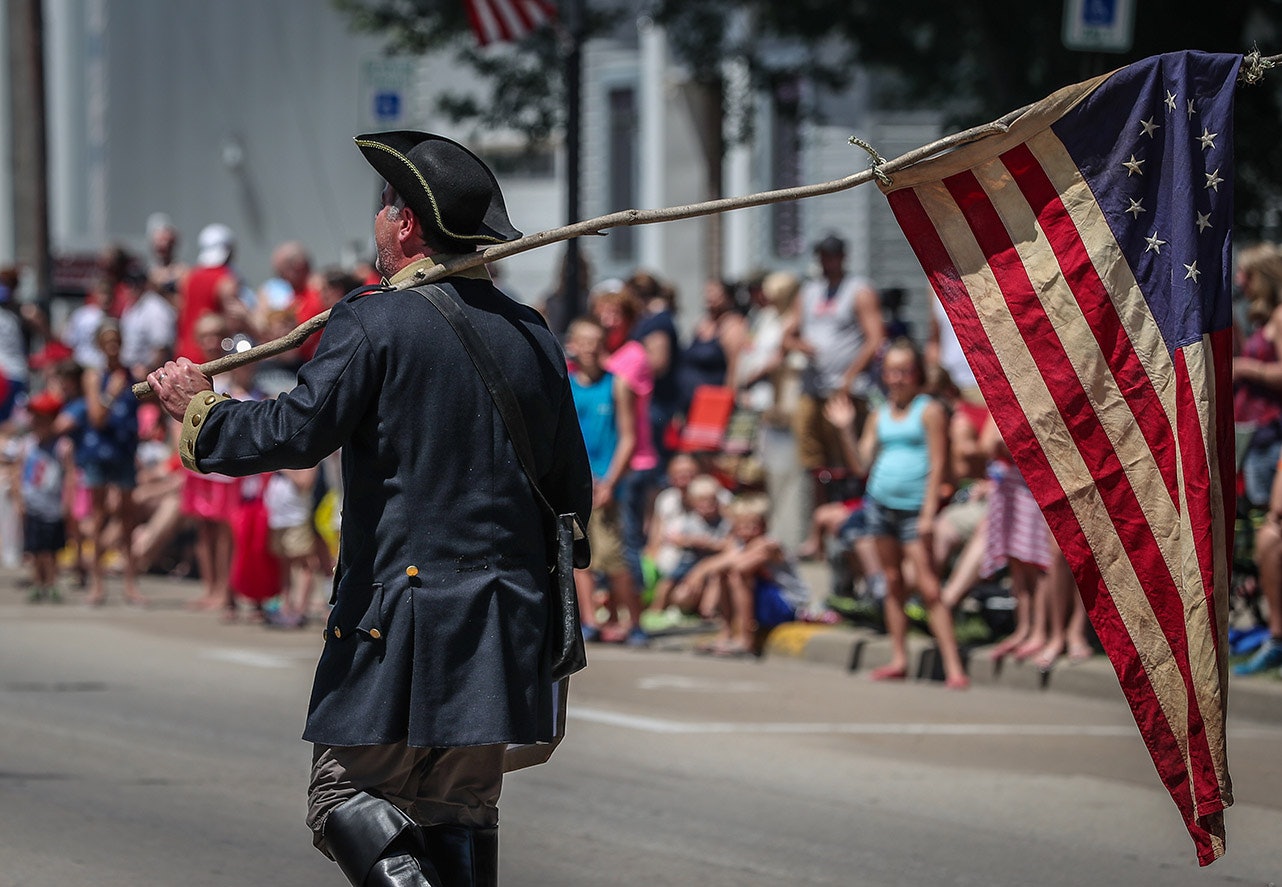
[561,0,584,330]
[7,0,52,307]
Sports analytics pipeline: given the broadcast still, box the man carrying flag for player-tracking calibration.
[882,51,1239,865]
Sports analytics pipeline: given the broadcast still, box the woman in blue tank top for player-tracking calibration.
[832,339,968,689]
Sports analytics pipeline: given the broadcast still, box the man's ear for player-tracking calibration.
[398,205,420,247]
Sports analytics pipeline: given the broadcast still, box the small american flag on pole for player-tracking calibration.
[882,51,1240,865]
[464,0,556,46]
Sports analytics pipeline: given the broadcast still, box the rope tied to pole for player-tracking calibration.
[849,136,892,187]
[1239,47,1282,84]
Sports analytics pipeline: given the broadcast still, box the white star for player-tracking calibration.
[1196,211,1213,232]
[1140,117,1160,137]
[1125,198,1146,219]
[1165,89,1178,111]
[1187,98,1197,119]
[1198,127,1217,150]
[1205,168,1224,192]
[1144,232,1166,254]
[1184,261,1201,283]
[1122,154,1145,176]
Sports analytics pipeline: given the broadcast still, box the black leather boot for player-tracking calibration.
[419,825,499,887]
[324,792,443,886]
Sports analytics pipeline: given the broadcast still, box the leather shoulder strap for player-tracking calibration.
[415,282,556,519]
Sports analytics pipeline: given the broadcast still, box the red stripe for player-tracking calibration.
[464,0,493,45]
[887,186,1213,859]
[1173,346,1221,647]
[939,169,1224,821]
[1000,143,1181,508]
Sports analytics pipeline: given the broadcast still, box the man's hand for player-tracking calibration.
[147,358,215,422]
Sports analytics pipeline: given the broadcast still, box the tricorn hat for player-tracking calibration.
[355,131,522,251]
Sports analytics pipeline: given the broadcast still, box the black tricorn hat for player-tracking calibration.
[355,130,522,251]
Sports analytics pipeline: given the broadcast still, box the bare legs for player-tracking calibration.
[873,535,968,687]
[188,518,232,612]
[84,485,145,606]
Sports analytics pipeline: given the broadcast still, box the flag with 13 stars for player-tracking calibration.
[881,51,1240,865]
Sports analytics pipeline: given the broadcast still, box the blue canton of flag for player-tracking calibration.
[1058,52,1236,353]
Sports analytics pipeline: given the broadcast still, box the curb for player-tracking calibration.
[758,621,1282,727]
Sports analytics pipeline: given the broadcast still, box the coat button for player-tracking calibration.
[406,565,419,577]
[191,414,201,426]
[204,394,218,405]
[369,628,382,640]
[322,629,328,641]
[333,627,342,639]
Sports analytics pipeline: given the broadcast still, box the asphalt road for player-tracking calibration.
[2,577,1280,887]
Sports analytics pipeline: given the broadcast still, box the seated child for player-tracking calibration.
[692,493,809,656]
[663,474,732,615]
[643,457,730,619]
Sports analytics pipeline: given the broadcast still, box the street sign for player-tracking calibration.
[1062,0,1135,53]
[360,58,418,129]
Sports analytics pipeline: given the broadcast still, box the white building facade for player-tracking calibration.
[4,0,939,336]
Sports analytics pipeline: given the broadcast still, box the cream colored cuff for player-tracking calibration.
[179,390,232,471]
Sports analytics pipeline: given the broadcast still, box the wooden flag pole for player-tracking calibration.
[133,49,1282,401]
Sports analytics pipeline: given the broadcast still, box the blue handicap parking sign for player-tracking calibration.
[1083,0,1116,26]
[374,91,401,122]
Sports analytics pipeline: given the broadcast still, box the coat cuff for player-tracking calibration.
[179,390,232,471]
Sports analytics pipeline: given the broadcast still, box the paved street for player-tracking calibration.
[2,571,1281,886]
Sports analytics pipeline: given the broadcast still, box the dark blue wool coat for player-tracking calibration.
[192,276,592,748]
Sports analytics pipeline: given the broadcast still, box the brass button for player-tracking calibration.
[204,394,217,405]
[369,628,382,640]
[333,627,342,639]
[322,629,328,641]
[406,565,419,577]
[191,414,201,426]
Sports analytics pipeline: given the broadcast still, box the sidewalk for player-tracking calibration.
[715,560,1282,727]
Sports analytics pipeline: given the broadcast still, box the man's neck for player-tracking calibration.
[385,254,491,287]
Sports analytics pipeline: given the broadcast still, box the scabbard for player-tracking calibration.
[503,677,569,772]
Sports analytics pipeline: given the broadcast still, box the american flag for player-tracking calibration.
[464,0,556,46]
[883,51,1240,865]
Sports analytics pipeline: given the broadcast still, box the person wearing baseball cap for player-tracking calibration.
[148,131,591,887]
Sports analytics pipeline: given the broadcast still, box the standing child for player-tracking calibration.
[831,339,969,688]
[17,393,74,602]
[979,414,1052,664]
[263,466,321,628]
[566,317,648,646]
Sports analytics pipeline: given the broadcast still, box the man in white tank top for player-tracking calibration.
[783,234,886,478]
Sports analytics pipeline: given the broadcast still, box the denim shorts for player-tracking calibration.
[861,496,921,545]
[82,459,137,490]
[1242,437,1282,509]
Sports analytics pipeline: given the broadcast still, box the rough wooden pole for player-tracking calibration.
[135,49,1282,400]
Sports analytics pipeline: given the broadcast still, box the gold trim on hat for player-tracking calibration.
[356,138,506,245]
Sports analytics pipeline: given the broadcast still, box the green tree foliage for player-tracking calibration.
[335,0,1282,236]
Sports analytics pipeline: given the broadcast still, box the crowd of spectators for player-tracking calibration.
[33,218,1259,687]
[0,216,365,625]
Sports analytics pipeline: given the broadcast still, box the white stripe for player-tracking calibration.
[200,649,297,669]
[570,707,1278,739]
